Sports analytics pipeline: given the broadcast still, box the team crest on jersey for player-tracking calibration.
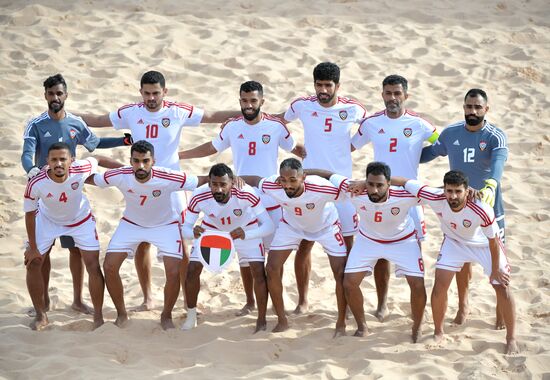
[262,134,271,144]
[152,189,162,197]
[463,219,472,228]
[162,118,170,128]
[71,182,79,190]
[69,129,77,139]
[403,128,412,137]
[233,209,242,216]
[391,207,400,215]
[479,140,487,151]
[306,203,315,210]
[339,110,348,120]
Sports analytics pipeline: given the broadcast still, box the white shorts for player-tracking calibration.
[190,235,265,267]
[409,205,427,241]
[437,236,511,285]
[269,221,347,257]
[336,200,358,236]
[345,232,424,277]
[172,191,189,224]
[106,219,184,260]
[254,190,281,253]
[31,212,99,255]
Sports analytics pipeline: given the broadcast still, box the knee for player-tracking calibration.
[343,276,358,292]
[409,278,426,293]
[265,262,279,279]
[185,263,201,280]
[103,257,119,276]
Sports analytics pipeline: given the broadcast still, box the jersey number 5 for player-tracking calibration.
[324,118,332,132]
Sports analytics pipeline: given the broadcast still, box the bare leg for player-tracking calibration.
[160,256,182,330]
[182,261,202,330]
[453,262,471,325]
[68,246,93,314]
[374,259,390,321]
[42,252,51,311]
[26,251,49,330]
[328,255,347,337]
[293,240,313,314]
[179,243,189,308]
[103,252,129,327]
[493,284,518,354]
[134,242,153,311]
[249,262,268,333]
[236,266,256,316]
[81,250,105,329]
[431,269,455,343]
[406,275,426,343]
[266,249,293,332]
[495,296,505,330]
[343,271,368,337]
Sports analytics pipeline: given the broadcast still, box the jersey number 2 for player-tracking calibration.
[389,138,397,152]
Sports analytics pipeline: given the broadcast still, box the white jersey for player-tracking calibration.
[109,101,205,170]
[185,184,266,232]
[259,174,339,233]
[405,180,498,246]
[330,174,420,242]
[24,158,98,225]
[212,113,296,176]
[351,109,436,179]
[94,166,199,227]
[284,96,367,177]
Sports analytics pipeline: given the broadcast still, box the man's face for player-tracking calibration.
[239,90,264,121]
[444,183,467,210]
[314,80,339,105]
[130,151,154,181]
[45,84,67,114]
[366,173,390,203]
[463,95,488,126]
[382,84,407,115]
[209,174,233,203]
[140,83,167,112]
[279,167,305,198]
[47,148,72,178]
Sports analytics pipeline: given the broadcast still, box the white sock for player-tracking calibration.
[181,308,197,330]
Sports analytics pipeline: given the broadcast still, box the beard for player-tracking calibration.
[134,169,150,180]
[317,92,335,104]
[53,167,66,177]
[48,100,64,113]
[384,100,402,114]
[241,106,261,121]
[213,192,228,203]
[465,114,484,126]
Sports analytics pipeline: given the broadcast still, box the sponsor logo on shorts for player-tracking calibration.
[305,203,315,210]
[403,128,412,137]
[71,182,79,190]
[69,129,77,139]
[391,207,400,215]
[262,134,271,144]
[233,209,242,216]
[152,189,161,197]
[479,140,487,151]
[339,110,348,120]
[463,219,472,228]
[162,118,170,128]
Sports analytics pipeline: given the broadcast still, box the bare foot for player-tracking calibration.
[71,301,93,315]
[293,303,308,315]
[130,300,154,312]
[452,308,469,325]
[30,315,49,331]
[93,316,105,330]
[505,339,519,354]
[412,326,423,343]
[333,325,346,338]
[272,320,289,333]
[353,327,368,337]
[433,332,445,345]
[161,316,175,330]
[374,305,388,322]
[254,320,267,333]
[114,314,129,327]
[235,303,255,317]
[495,319,506,330]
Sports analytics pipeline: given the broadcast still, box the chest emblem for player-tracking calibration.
[71,182,79,190]
[69,129,77,139]
[305,203,315,210]
[479,141,487,151]
[391,207,400,215]
[463,219,472,228]
[262,134,271,144]
[152,189,162,197]
[233,209,242,216]
[162,118,170,128]
[403,128,412,137]
[339,110,348,120]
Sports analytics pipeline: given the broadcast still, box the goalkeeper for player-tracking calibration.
[420,88,508,329]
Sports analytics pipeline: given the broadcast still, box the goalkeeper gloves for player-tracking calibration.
[480,178,497,207]
[26,166,41,179]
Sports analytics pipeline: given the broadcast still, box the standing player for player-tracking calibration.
[351,74,439,321]
[22,74,132,315]
[179,80,305,316]
[23,142,120,330]
[181,164,275,333]
[394,171,517,354]
[80,71,238,310]
[86,140,208,329]
[420,88,508,327]
[242,158,348,335]
[281,62,367,314]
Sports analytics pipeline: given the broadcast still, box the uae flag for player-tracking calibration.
[199,232,234,273]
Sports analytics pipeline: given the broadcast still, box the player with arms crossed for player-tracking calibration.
[86,140,208,329]
[181,164,275,333]
[350,74,438,321]
[179,81,304,316]
[393,171,517,354]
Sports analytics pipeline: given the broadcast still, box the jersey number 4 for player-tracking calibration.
[59,192,68,203]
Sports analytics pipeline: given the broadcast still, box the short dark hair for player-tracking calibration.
[48,142,71,155]
[279,158,303,173]
[382,74,408,93]
[240,81,263,95]
[131,140,155,157]
[43,74,67,91]
[140,71,165,88]
[366,161,391,181]
[443,170,469,188]
[313,62,340,84]
[208,163,234,179]
[464,88,488,103]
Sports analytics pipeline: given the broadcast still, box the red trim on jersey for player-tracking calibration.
[266,204,281,211]
[404,109,436,131]
[188,191,214,211]
[289,96,317,113]
[335,178,348,200]
[219,116,244,141]
[356,110,385,136]
[337,97,367,117]
[201,221,218,229]
[231,188,260,206]
[466,201,494,227]
[163,100,194,117]
[117,103,140,119]
[359,229,416,244]
[263,113,292,138]
[389,189,416,198]
[304,182,339,197]
[152,169,187,187]
[24,171,48,199]
[122,216,178,227]
[64,212,93,228]
[417,186,445,201]
[104,168,133,184]
[262,181,283,192]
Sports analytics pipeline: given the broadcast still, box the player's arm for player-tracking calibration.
[234,211,275,240]
[182,211,202,240]
[290,143,307,159]
[91,155,124,169]
[303,169,334,180]
[200,110,241,124]
[390,176,410,187]
[238,175,263,188]
[480,149,507,207]
[96,134,133,149]
[179,142,218,160]
[420,135,446,164]
[24,211,41,267]
[488,237,509,286]
[77,113,113,128]
[21,137,39,176]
